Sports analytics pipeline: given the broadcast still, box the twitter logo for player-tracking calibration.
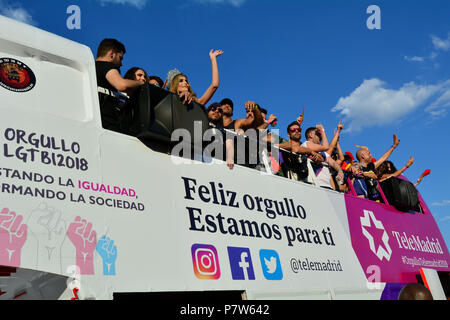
[259,249,283,280]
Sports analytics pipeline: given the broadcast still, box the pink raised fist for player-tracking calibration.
[0,208,27,266]
[66,216,97,275]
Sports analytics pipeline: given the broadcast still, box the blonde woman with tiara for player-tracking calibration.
[168,49,223,106]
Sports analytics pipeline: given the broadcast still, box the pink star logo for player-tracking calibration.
[360,210,392,261]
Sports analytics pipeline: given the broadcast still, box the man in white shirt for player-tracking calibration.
[302,123,344,189]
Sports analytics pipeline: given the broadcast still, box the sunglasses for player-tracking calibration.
[210,107,222,113]
[289,127,301,133]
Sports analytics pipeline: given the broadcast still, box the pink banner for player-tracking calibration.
[345,194,450,283]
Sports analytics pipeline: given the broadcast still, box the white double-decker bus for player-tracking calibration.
[0,15,448,301]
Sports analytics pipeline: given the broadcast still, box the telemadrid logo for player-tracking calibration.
[360,210,392,262]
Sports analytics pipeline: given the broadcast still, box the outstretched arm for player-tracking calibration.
[327,155,344,183]
[297,108,305,126]
[257,114,277,130]
[235,102,264,132]
[276,142,324,163]
[245,101,264,127]
[374,134,400,170]
[277,141,292,150]
[303,125,329,153]
[334,141,345,166]
[326,121,344,155]
[225,138,234,170]
[414,170,431,187]
[316,124,330,150]
[196,50,223,106]
[379,157,414,182]
[105,69,143,94]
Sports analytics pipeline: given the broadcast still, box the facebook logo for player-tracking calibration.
[227,247,255,280]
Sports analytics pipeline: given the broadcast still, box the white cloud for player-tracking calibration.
[194,0,246,7]
[96,0,149,9]
[432,200,450,207]
[332,78,444,132]
[431,33,450,52]
[0,1,35,25]
[95,0,246,9]
[404,32,449,65]
[425,81,450,119]
[404,56,424,62]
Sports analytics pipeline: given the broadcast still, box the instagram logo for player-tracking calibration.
[191,244,221,280]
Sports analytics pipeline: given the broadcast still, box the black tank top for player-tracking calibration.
[223,120,235,130]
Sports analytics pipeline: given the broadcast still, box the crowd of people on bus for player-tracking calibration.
[94,38,430,205]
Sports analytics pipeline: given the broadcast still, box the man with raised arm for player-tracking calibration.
[356,134,400,174]
[234,101,265,133]
[278,122,323,161]
[302,122,345,189]
[95,38,144,132]
[353,135,400,201]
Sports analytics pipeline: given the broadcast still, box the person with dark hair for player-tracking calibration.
[207,102,223,129]
[148,75,164,88]
[302,122,344,189]
[225,101,267,170]
[375,158,414,182]
[251,106,279,147]
[279,122,322,158]
[124,67,148,83]
[205,102,234,170]
[96,38,126,58]
[256,107,277,131]
[220,98,235,130]
[277,121,324,182]
[95,38,144,132]
[398,283,433,300]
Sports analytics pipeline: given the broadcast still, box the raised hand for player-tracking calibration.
[209,49,224,59]
[337,170,345,183]
[245,101,257,112]
[316,124,324,131]
[354,144,369,150]
[310,151,322,163]
[393,134,400,148]
[178,90,193,104]
[0,208,27,266]
[268,114,277,126]
[96,235,117,276]
[66,216,97,275]
[406,156,414,168]
[296,108,305,126]
[337,120,344,132]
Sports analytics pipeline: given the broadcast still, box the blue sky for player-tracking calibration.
[2,0,449,247]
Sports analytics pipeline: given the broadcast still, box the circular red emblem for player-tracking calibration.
[0,57,36,93]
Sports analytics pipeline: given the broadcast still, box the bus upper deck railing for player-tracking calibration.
[102,84,424,213]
